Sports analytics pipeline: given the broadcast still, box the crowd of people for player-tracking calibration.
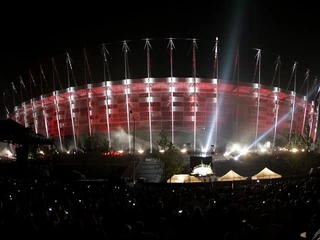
[0,176,319,240]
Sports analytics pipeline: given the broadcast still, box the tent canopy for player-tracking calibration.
[167,174,201,183]
[251,167,282,180]
[217,170,247,182]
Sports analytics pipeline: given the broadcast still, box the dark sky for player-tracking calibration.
[1,1,319,116]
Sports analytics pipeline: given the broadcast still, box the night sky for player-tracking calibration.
[1,1,319,118]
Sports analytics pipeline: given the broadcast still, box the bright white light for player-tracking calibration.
[138,150,144,154]
[240,148,248,155]
[191,163,213,176]
[257,141,271,153]
[180,149,186,153]
[1,148,13,158]
[159,149,165,153]
[224,143,248,158]
[291,148,298,153]
[118,150,123,153]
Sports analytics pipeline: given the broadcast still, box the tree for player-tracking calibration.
[285,125,316,152]
[285,130,300,150]
[82,134,110,153]
[299,125,314,152]
[98,136,110,152]
[82,135,96,153]
[282,125,318,175]
[155,130,186,181]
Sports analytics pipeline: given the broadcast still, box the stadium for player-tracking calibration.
[4,39,319,156]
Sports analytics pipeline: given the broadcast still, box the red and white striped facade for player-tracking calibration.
[11,78,316,152]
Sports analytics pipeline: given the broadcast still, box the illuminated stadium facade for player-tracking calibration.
[6,39,319,153]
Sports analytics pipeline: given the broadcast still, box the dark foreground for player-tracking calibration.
[0,176,319,240]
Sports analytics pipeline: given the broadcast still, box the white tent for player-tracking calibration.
[217,170,247,182]
[167,174,201,183]
[251,167,282,180]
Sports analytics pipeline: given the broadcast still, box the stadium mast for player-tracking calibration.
[11,82,20,123]
[308,77,317,138]
[300,69,310,134]
[272,55,281,150]
[28,70,39,134]
[19,76,29,128]
[253,49,262,150]
[288,61,298,137]
[313,87,320,142]
[84,48,93,137]
[2,92,10,119]
[144,39,153,153]
[66,53,78,152]
[192,39,198,152]
[39,65,50,139]
[167,38,175,145]
[213,37,219,147]
[102,44,112,149]
[311,77,319,140]
[122,41,132,152]
[51,58,63,152]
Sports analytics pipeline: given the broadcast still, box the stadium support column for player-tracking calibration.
[272,56,281,150]
[213,37,219,147]
[289,62,298,136]
[41,96,49,138]
[273,90,280,150]
[308,77,317,137]
[192,39,198,152]
[84,48,93,137]
[28,72,39,134]
[68,91,77,152]
[102,45,112,149]
[311,83,320,141]
[302,96,307,134]
[123,41,131,152]
[2,92,9,119]
[52,59,64,151]
[66,53,77,152]
[168,39,175,145]
[308,102,314,138]
[233,45,240,142]
[313,94,320,142]
[11,82,18,120]
[31,99,38,133]
[19,76,28,128]
[86,88,92,137]
[145,39,153,153]
[253,49,261,150]
[301,70,310,134]
[40,65,50,139]
[12,82,21,125]
[54,93,63,151]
